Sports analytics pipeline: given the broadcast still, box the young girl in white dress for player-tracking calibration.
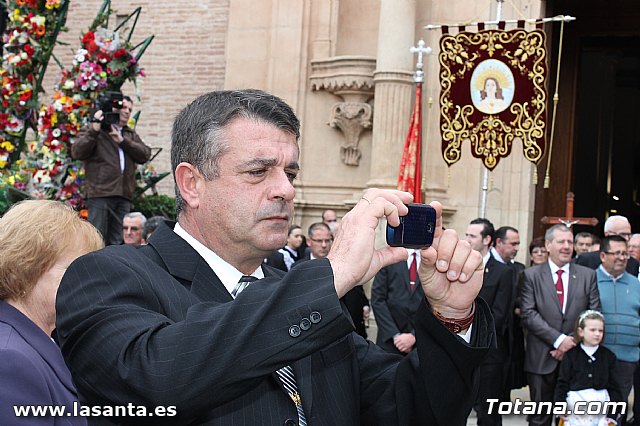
[554,310,622,426]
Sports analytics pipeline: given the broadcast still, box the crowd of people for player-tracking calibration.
[0,89,638,426]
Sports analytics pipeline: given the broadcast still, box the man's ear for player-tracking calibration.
[599,251,606,264]
[174,162,201,210]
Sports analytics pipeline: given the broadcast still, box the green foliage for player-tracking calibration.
[132,194,176,220]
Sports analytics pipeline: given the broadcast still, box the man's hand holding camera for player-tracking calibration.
[327,189,483,327]
[90,110,104,132]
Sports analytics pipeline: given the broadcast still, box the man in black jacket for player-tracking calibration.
[466,218,515,425]
[57,89,493,425]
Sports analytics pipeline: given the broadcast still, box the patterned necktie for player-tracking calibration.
[555,270,564,309]
[232,275,257,298]
[232,275,307,425]
[409,252,418,291]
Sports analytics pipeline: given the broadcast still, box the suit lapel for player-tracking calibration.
[148,222,232,302]
[540,265,563,313]
[564,264,579,315]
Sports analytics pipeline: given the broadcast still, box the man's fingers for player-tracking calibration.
[433,228,458,273]
[428,201,443,240]
[360,189,412,227]
[459,249,483,283]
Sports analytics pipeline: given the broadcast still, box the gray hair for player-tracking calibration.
[124,211,147,227]
[544,224,571,242]
[171,89,300,217]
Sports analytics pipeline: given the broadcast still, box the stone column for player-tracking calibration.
[368,0,416,189]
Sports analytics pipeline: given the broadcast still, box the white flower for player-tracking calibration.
[63,80,75,89]
[74,48,88,63]
[52,129,61,137]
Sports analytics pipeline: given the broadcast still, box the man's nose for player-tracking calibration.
[271,171,296,201]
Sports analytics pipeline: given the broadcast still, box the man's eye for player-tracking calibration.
[249,169,267,177]
[286,171,298,182]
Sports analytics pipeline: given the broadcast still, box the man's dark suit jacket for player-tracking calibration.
[295,254,370,338]
[574,250,639,276]
[0,301,86,425]
[478,256,514,363]
[371,260,426,354]
[56,222,494,425]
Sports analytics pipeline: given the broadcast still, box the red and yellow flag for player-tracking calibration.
[397,83,423,203]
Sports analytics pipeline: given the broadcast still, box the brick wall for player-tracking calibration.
[40,0,230,195]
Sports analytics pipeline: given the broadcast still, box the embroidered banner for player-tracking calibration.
[439,26,548,170]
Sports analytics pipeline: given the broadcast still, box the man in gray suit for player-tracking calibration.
[520,224,601,426]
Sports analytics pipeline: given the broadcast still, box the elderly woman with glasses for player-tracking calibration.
[0,200,103,425]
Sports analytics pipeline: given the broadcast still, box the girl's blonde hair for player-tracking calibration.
[574,310,605,342]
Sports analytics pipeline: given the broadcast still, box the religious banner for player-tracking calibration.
[397,82,423,203]
[439,23,548,170]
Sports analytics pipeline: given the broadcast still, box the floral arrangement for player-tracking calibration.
[1,4,151,210]
[0,0,67,171]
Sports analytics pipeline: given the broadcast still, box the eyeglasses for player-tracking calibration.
[603,251,630,259]
[309,238,333,245]
[123,226,140,232]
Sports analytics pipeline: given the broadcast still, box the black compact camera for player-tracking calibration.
[95,91,124,130]
[386,203,436,249]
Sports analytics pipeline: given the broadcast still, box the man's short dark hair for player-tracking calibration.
[600,235,627,253]
[574,232,593,244]
[494,226,518,244]
[142,216,165,240]
[171,89,300,216]
[308,222,331,239]
[470,218,495,244]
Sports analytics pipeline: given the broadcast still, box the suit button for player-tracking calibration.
[588,359,592,363]
[300,318,311,331]
[588,373,593,378]
[284,420,296,426]
[310,311,321,324]
[289,325,301,338]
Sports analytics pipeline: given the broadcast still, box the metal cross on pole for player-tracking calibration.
[540,192,599,228]
[409,39,431,83]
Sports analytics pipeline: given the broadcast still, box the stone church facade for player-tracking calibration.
[47,0,548,264]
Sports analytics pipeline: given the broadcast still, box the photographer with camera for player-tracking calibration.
[72,92,151,245]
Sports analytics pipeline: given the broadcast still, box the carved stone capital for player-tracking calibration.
[329,102,373,166]
[310,56,376,166]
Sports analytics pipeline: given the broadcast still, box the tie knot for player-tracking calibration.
[557,270,563,277]
[239,275,259,283]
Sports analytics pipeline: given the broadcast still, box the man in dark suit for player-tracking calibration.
[574,215,639,276]
[520,224,601,426]
[465,218,515,425]
[491,225,527,396]
[56,89,493,425]
[371,250,425,354]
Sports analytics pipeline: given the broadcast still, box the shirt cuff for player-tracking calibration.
[553,333,567,349]
[457,323,473,343]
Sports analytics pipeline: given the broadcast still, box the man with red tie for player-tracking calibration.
[520,224,601,426]
[371,249,425,354]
